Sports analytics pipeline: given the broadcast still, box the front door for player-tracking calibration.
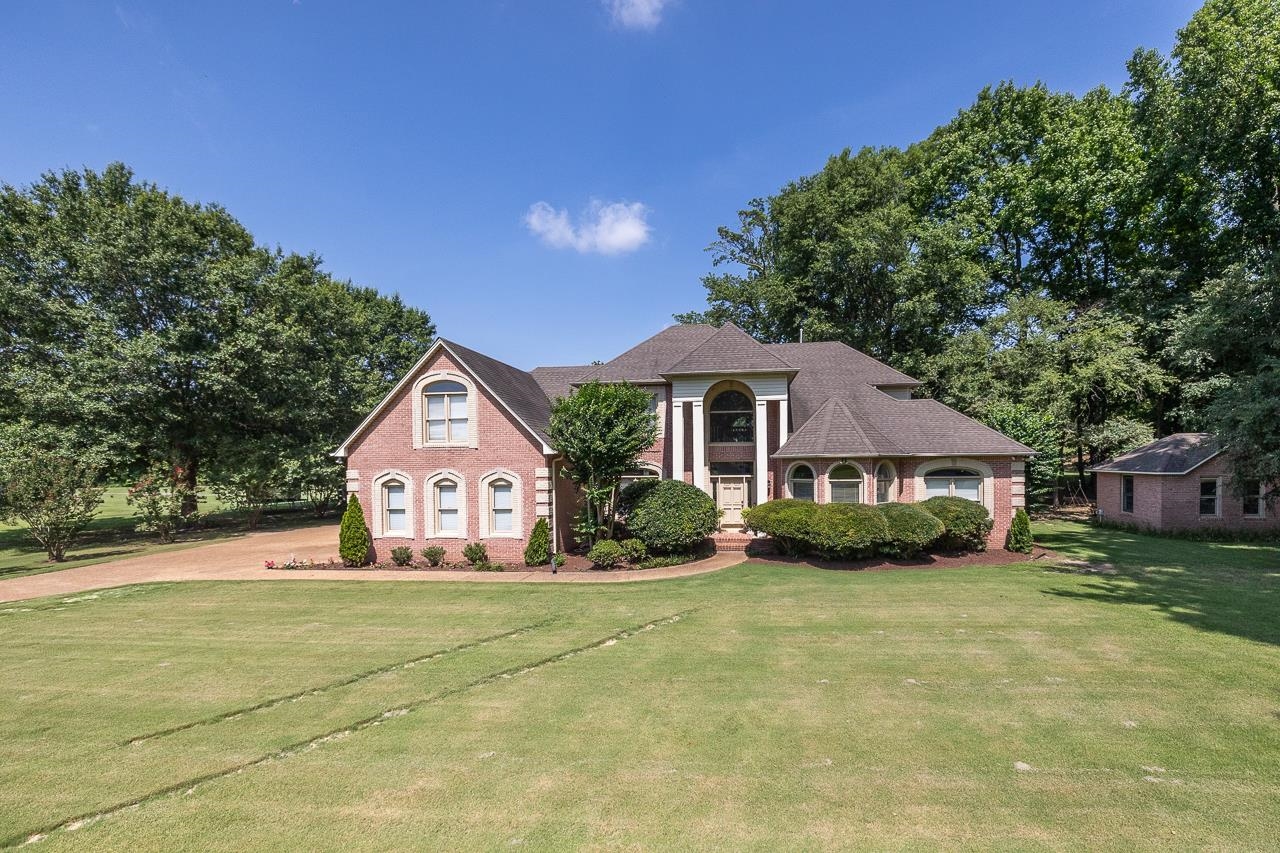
[717,477,747,528]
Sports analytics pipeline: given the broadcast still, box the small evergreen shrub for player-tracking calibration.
[741,499,817,556]
[877,502,945,557]
[338,494,371,566]
[919,496,992,552]
[587,538,626,569]
[623,480,719,554]
[389,546,413,566]
[462,541,488,565]
[420,546,446,566]
[807,503,889,559]
[1006,508,1033,553]
[620,538,647,562]
[473,561,505,572]
[523,517,552,566]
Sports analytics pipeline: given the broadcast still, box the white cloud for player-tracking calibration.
[524,200,651,255]
[604,0,671,31]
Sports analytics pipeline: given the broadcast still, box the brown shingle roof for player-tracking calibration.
[575,324,716,384]
[530,365,594,402]
[1088,433,1222,475]
[775,398,903,458]
[441,339,556,446]
[662,322,795,376]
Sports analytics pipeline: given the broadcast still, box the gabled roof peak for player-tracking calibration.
[662,321,795,377]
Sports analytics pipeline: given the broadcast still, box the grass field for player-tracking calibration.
[1,520,1277,850]
[0,488,325,580]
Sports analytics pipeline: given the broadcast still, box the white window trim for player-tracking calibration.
[411,370,479,450]
[824,461,869,504]
[1199,476,1222,518]
[479,469,523,539]
[371,470,414,539]
[785,461,817,501]
[915,458,995,515]
[874,461,898,504]
[424,470,467,538]
[1243,479,1266,519]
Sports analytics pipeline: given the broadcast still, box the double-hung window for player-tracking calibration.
[1121,475,1134,513]
[1199,478,1220,517]
[383,481,407,533]
[490,480,513,533]
[424,380,468,443]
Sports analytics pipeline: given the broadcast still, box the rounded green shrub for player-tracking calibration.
[338,494,370,566]
[877,502,945,557]
[1006,507,1033,553]
[524,517,552,566]
[420,546,446,567]
[807,503,889,559]
[462,541,488,565]
[389,546,413,566]
[623,479,719,554]
[620,538,647,562]
[587,538,626,569]
[741,499,817,556]
[919,496,993,552]
[617,477,662,516]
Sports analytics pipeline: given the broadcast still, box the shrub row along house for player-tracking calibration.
[1091,433,1278,533]
[334,322,1034,561]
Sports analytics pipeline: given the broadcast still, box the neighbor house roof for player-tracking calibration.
[1088,433,1222,475]
[662,322,796,376]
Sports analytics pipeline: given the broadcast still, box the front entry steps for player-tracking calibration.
[711,531,757,552]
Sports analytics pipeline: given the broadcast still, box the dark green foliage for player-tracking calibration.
[553,552,567,568]
[389,546,413,567]
[622,480,720,554]
[462,542,488,566]
[473,562,505,572]
[420,546,446,567]
[0,449,105,562]
[919,497,993,552]
[620,538,647,562]
[617,478,662,516]
[1006,508,1034,554]
[877,502,945,558]
[524,517,552,567]
[806,503,890,560]
[587,539,626,569]
[741,499,816,556]
[632,553,699,570]
[338,494,370,566]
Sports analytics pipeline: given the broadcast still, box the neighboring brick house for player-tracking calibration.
[1091,433,1278,533]
[335,322,1034,560]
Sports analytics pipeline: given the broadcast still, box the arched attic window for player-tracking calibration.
[424,380,469,444]
[709,390,753,443]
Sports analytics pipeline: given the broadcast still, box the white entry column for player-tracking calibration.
[691,399,707,493]
[755,399,768,505]
[778,400,789,447]
[671,400,686,483]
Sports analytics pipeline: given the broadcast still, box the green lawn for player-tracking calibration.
[0,488,326,580]
[1,520,1277,850]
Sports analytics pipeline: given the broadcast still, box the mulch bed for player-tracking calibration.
[742,544,1060,572]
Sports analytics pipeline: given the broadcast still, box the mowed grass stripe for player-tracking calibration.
[7,610,696,849]
[121,618,560,745]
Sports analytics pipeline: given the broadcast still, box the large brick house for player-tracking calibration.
[335,322,1034,561]
[1091,433,1278,533]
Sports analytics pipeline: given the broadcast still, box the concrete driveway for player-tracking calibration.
[0,525,745,603]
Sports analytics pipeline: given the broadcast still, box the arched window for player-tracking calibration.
[923,468,982,502]
[424,380,469,444]
[435,478,460,533]
[828,464,863,504]
[619,464,660,493]
[490,479,513,533]
[875,462,897,504]
[383,479,407,533]
[788,464,815,501]
[709,390,753,443]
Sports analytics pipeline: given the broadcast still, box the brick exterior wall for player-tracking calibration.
[347,364,1026,557]
[1096,456,1279,533]
[345,350,549,563]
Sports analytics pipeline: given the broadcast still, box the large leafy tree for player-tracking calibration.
[0,164,434,513]
[548,382,658,544]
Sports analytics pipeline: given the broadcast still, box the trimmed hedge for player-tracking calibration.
[587,538,626,569]
[742,499,888,559]
[918,496,993,552]
[740,499,815,556]
[621,479,719,554]
[1006,507,1033,553]
[877,502,945,557]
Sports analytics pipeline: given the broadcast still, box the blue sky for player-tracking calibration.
[3,0,1199,367]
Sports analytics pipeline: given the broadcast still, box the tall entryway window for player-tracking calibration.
[710,462,752,528]
[709,390,753,443]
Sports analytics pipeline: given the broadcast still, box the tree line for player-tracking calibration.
[0,163,434,555]
[678,0,1280,501]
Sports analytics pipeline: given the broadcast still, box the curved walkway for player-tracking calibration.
[0,524,747,604]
